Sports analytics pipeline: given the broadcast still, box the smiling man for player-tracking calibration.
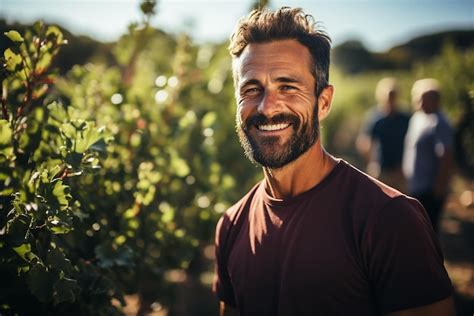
[213,7,454,316]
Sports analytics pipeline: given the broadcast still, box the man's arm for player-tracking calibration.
[433,118,454,197]
[366,197,454,314]
[433,148,453,197]
[219,301,239,316]
[214,215,239,316]
[386,296,455,316]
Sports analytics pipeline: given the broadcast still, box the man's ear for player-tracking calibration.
[318,85,334,121]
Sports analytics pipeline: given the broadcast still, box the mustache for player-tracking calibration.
[244,113,300,130]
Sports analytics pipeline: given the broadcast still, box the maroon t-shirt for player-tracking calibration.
[213,160,452,315]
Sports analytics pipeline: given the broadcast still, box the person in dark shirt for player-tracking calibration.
[213,7,454,316]
[356,77,410,192]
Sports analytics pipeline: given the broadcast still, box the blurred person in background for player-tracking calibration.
[213,7,454,316]
[403,78,454,233]
[356,77,410,192]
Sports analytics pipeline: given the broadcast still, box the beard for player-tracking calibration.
[236,103,319,169]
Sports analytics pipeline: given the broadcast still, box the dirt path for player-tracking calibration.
[440,184,474,316]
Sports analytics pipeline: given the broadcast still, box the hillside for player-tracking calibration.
[2,19,473,74]
[332,29,474,73]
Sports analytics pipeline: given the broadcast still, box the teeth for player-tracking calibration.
[258,123,290,131]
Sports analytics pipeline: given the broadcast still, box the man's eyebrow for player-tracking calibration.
[275,76,301,84]
[240,76,301,88]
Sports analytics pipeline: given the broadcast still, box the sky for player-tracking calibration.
[1,0,473,52]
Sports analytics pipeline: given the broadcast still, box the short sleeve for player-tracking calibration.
[364,197,453,313]
[213,215,237,307]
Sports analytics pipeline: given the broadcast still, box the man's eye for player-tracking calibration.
[281,85,296,91]
[243,87,261,95]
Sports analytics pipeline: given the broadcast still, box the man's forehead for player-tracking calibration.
[233,40,313,80]
[239,39,310,61]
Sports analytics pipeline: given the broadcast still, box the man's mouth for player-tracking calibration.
[257,123,291,131]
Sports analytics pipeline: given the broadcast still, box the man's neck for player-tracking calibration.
[262,141,338,199]
[381,103,397,116]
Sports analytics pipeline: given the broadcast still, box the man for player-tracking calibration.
[213,7,454,316]
[356,77,410,192]
[403,79,454,233]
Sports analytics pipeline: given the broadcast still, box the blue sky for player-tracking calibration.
[1,0,473,51]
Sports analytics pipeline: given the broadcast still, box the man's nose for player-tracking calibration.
[257,90,281,117]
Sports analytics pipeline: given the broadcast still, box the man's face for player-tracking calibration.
[420,91,440,114]
[234,39,319,169]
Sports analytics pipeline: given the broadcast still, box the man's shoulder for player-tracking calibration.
[216,181,262,233]
[339,161,428,234]
[394,111,411,126]
[214,181,263,248]
[338,161,415,212]
[376,110,410,125]
[366,109,383,128]
[436,111,454,130]
[397,110,411,120]
[341,161,403,198]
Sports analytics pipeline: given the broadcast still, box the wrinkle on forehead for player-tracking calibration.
[235,40,313,86]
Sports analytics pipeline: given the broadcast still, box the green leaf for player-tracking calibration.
[159,202,174,223]
[0,120,14,160]
[179,110,197,128]
[171,156,190,177]
[60,121,106,154]
[27,264,54,303]
[4,48,22,72]
[47,101,68,122]
[36,52,53,72]
[140,0,156,15]
[50,224,71,235]
[60,122,76,140]
[33,20,44,35]
[75,123,104,154]
[12,243,31,260]
[17,265,30,274]
[48,164,62,181]
[161,208,174,223]
[0,187,14,196]
[52,180,70,210]
[202,111,217,128]
[46,25,64,45]
[4,30,24,42]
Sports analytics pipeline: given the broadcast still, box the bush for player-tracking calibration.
[1,22,120,315]
[0,1,262,313]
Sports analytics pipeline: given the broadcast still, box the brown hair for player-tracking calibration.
[229,7,331,96]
